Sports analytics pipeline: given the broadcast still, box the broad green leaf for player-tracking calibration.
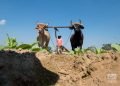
[75,48,81,55]
[96,48,103,54]
[41,49,48,53]
[69,50,74,55]
[111,44,120,51]
[86,46,97,53]
[31,42,38,47]
[31,43,39,49]
[31,48,40,52]
[0,46,4,50]
[17,44,32,49]
[6,34,18,49]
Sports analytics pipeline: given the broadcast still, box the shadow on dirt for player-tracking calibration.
[0,50,59,86]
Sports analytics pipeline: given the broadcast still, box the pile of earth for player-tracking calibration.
[0,50,59,86]
[0,49,120,86]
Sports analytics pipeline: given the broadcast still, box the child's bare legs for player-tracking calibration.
[57,46,62,54]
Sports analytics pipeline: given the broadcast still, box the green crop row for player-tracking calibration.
[0,35,120,54]
[0,34,42,52]
[69,43,120,55]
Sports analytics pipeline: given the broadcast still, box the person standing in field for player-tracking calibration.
[54,28,69,54]
[56,35,63,54]
[54,28,63,54]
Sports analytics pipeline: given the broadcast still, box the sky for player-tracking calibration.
[0,0,120,49]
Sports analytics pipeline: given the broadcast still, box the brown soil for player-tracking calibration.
[0,50,120,86]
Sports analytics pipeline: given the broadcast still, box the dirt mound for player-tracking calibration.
[0,50,59,86]
[0,50,120,86]
[36,51,120,86]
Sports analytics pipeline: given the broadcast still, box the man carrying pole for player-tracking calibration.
[54,28,69,54]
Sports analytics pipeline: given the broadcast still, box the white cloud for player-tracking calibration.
[0,19,6,25]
